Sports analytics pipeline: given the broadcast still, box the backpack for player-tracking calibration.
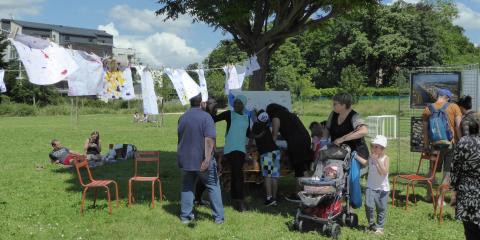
[428,103,453,145]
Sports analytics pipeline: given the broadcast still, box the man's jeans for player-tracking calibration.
[180,160,224,222]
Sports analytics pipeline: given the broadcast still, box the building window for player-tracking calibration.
[65,36,70,40]
[89,38,93,43]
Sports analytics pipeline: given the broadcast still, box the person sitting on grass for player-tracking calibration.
[49,139,78,166]
[133,112,141,123]
[253,110,281,206]
[84,130,103,167]
[355,135,390,235]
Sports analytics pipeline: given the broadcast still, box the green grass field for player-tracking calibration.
[0,107,464,239]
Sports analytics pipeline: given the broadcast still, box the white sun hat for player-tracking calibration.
[371,135,387,148]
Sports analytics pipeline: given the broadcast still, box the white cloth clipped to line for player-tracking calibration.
[121,67,136,100]
[65,50,104,96]
[137,66,159,115]
[165,68,204,106]
[245,54,260,76]
[10,34,78,85]
[0,69,6,93]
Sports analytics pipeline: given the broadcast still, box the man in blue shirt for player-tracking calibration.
[177,93,224,224]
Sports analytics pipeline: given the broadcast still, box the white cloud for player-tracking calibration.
[98,22,203,68]
[0,0,44,19]
[98,22,119,37]
[108,4,193,33]
[453,3,480,30]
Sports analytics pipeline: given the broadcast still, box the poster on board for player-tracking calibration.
[410,117,425,152]
[410,72,461,108]
[229,90,292,112]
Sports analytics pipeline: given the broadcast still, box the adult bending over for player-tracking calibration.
[451,117,480,240]
[327,93,369,163]
[177,94,224,224]
[213,95,251,212]
[266,103,311,200]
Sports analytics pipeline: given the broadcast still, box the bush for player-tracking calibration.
[0,103,37,116]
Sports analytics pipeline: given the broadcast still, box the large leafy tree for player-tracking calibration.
[156,0,378,90]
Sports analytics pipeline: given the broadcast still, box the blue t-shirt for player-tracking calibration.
[177,108,216,171]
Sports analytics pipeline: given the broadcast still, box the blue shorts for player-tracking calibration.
[261,150,281,178]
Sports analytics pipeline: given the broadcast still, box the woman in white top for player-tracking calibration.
[356,135,390,235]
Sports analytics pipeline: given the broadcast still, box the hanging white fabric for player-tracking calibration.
[138,66,158,115]
[223,65,242,94]
[165,68,201,106]
[235,64,246,89]
[121,67,136,100]
[10,34,78,85]
[245,54,261,76]
[65,50,104,96]
[0,69,6,93]
[195,69,208,102]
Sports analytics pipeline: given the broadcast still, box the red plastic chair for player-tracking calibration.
[128,151,163,208]
[73,155,119,215]
[392,152,440,210]
[434,183,454,223]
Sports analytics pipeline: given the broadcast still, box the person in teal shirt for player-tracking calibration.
[214,95,251,212]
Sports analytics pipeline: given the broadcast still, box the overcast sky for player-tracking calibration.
[1,0,479,68]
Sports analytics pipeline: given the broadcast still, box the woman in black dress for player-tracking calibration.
[266,103,311,199]
[326,93,369,161]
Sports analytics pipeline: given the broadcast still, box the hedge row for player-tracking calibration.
[314,87,399,98]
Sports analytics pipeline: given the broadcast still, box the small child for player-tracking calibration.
[253,110,281,206]
[310,121,330,160]
[356,135,390,235]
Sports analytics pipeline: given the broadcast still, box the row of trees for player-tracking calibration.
[0,1,479,105]
[196,1,480,101]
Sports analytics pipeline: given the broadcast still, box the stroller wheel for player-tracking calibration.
[297,220,304,232]
[340,213,347,226]
[346,213,359,228]
[330,223,341,239]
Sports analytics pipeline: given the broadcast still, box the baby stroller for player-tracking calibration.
[292,144,359,239]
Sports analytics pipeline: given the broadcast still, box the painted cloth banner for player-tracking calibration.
[165,68,200,105]
[66,50,104,96]
[223,65,242,94]
[245,55,260,76]
[138,66,158,115]
[101,70,126,99]
[165,68,188,105]
[10,34,78,85]
[195,69,208,102]
[177,69,200,101]
[0,69,6,93]
[121,67,136,100]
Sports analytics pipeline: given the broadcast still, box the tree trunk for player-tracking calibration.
[249,49,269,91]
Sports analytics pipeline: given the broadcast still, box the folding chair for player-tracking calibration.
[73,155,119,215]
[434,183,454,223]
[128,151,163,208]
[392,151,440,210]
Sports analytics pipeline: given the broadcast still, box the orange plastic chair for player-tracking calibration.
[434,183,454,223]
[392,152,440,210]
[73,155,119,215]
[128,151,163,208]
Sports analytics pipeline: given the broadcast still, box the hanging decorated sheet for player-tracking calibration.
[195,69,208,102]
[165,68,200,106]
[10,34,78,85]
[121,67,136,100]
[0,69,6,93]
[66,50,104,96]
[138,66,159,115]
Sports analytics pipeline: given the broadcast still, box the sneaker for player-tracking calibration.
[367,224,376,232]
[264,198,277,206]
[214,219,224,225]
[181,215,194,224]
[374,228,384,235]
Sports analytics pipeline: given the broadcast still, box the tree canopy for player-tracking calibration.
[156,0,378,90]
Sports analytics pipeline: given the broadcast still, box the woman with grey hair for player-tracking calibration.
[327,93,369,161]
